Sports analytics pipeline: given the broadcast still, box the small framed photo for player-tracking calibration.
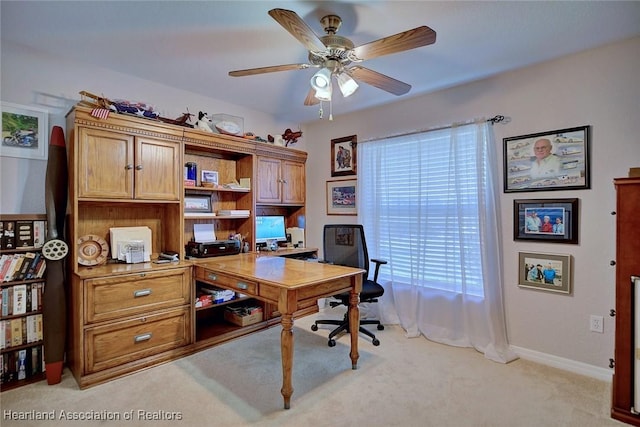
[514,198,579,244]
[201,170,219,186]
[327,179,357,215]
[1,102,49,160]
[503,125,590,192]
[184,195,212,213]
[331,135,357,177]
[518,252,571,294]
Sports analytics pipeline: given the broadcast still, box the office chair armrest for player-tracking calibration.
[370,258,387,282]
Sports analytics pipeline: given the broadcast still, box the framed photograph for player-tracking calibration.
[518,252,571,294]
[503,125,590,192]
[326,179,357,215]
[331,135,357,177]
[1,102,49,160]
[514,198,579,244]
[201,170,219,186]
[184,195,212,213]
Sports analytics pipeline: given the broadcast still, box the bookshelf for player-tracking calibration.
[0,214,47,392]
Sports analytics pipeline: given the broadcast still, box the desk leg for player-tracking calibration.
[280,313,294,409]
[349,289,360,369]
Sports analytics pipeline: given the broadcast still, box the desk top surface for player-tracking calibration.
[195,253,364,289]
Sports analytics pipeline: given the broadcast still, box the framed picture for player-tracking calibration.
[514,198,579,244]
[331,135,357,177]
[326,179,357,215]
[201,170,219,186]
[503,125,590,192]
[184,195,212,213]
[1,102,49,160]
[518,252,571,294]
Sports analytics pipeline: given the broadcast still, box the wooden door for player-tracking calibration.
[281,160,305,204]
[256,157,282,203]
[134,136,181,201]
[77,127,133,199]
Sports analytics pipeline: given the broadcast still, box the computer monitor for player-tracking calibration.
[255,215,288,244]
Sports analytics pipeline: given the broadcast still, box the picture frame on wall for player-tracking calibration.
[326,179,357,215]
[514,198,579,244]
[518,252,571,294]
[1,102,49,161]
[331,135,357,177]
[503,125,590,193]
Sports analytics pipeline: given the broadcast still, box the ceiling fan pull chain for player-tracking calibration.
[329,98,333,121]
[318,101,324,119]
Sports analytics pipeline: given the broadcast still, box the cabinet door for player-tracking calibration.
[135,137,181,200]
[281,161,305,204]
[78,128,134,199]
[256,157,282,203]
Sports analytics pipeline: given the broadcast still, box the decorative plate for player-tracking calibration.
[77,234,109,266]
[215,121,241,135]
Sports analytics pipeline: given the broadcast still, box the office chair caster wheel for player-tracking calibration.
[372,338,380,346]
[328,339,336,347]
[311,324,319,331]
[377,324,385,330]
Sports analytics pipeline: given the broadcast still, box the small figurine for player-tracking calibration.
[282,128,302,146]
[195,111,214,132]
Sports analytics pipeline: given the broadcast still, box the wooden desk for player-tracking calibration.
[194,253,364,409]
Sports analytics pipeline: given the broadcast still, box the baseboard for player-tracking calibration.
[511,345,613,382]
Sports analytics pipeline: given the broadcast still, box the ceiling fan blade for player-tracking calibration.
[350,26,436,61]
[229,63,311,77]
[348,66,411,96]
[268,8,326,53]
[304,88,320,106]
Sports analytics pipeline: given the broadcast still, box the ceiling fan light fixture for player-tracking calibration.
[336,72,358,97]
[310,67,332,91]
[314,85,332,102]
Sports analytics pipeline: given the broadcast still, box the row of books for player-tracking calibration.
[1,314,43,350]
[0,345,45,386]
[1,282,44,316]
[1,253,47,283]
[0,220,47,250]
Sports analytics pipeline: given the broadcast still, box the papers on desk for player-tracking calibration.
[194,223,216,242]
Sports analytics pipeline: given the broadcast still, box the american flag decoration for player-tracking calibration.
[90,108,110,120]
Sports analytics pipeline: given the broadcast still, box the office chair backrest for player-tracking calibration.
[323,224,369,277]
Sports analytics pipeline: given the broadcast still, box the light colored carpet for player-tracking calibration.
[1,311,625,427]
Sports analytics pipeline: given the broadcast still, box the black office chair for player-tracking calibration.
[312,224,386,346]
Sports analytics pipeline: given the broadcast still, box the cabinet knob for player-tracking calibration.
[133,289,152,298]
[236,281,248,290]
[282,179,288,184]
[125,164,133,170]
[135,165,143,170]
[134,333,152,343]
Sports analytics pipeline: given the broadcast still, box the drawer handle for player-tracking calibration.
[207,273,217,281]
[134,333,152,343]
[236,281,248,290]
[134,289,152,298]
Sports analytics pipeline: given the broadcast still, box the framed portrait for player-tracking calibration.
[1,102,49,160]
[201,170,219,186]
[514,198,579,244]
[503,125,590,193]
[326,179,357,215]
[184,195,212,213]
[331,135,357,177]
[518,252,571,294]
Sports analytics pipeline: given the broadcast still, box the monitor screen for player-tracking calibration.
[255,215,288,244]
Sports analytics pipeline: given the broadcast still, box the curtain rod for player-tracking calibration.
[359,115,506,144]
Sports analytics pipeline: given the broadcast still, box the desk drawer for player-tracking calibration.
[85,306,190,373]
[196,268,258,295]
[85,267,191,323]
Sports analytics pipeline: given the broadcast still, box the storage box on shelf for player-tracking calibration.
[0,214,48,391]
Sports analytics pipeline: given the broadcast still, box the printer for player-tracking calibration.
[186,239,241,258]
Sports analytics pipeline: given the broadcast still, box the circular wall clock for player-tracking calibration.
[77,234,109,266]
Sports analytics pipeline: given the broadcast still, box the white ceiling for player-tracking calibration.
[2,1,640,125]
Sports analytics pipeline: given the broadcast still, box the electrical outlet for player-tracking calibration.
[590,315,604,333]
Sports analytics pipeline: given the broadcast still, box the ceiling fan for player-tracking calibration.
[229,8,436,107]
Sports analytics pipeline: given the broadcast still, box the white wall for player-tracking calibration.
[302,36,640,370]
[0,42,297,213]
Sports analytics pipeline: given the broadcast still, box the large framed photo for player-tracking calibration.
[326,179,357,215]
[514,198,579,244]
[331,135,357,177]
[503,125,590,193]
[1,102,49,160]
[518,252,571,294]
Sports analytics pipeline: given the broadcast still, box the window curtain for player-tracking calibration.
[358,120,517,363]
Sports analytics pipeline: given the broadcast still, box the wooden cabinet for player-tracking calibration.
[256,156,305,205]
[612,177,640,426]
[77,127,180,201]
[0,214,47,391]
